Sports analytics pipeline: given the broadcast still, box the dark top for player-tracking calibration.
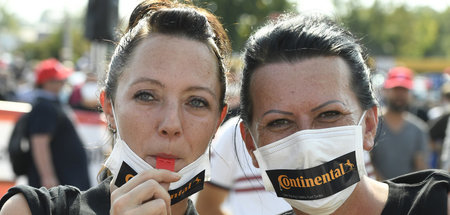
[0,177,199,215]
[382,169,449,215]
[278,169,449,215]
[429,113,450,142]
[27,94,90,190]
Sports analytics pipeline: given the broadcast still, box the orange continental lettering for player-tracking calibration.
[321,172,330,183]
[304,178,314,187]
[314,176,322,185]
[125,174,134,182]
[278,175,292,190]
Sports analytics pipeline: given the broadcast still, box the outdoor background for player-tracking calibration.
[0,0,449,195]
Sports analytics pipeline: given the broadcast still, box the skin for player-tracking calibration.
[384,87,411,115]
[195,183,230,215]
[0,34,227,215]
[240,56,389,214]
[104,34,227,215]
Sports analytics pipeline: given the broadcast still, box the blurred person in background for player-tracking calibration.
[428,82,450,121]
[0,59,16,101]
[69,72,100,111]
[428,82,450,168]
[24,58,91,190]
[371,66,430,180]
[440,111,450,171]
[221,58,242,123]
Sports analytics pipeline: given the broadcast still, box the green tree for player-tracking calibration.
[17,17,90,62]
[0,6,20,32]
[337,0,447,58]
[429,8,450,57]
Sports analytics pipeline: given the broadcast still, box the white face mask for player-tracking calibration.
[104,100,211,205]
[253,111,367,215]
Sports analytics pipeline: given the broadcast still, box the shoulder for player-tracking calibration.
[382,169,450,214]
[0,178,112,215]
[404,113,428,133]
[0,184,79,214]
[78,177,112,214]
[29,99,58,117]
[213,117,241,145]
[385,169,450,187]
[429,113,450,129]
[0,193,31,215]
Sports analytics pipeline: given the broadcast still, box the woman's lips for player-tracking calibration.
[156,153,178,159]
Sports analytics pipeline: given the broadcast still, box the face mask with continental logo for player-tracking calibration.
[104,100,210,205]
[253,111,367,215]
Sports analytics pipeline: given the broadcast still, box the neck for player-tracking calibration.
[292,176,388,215]
[171,198,189,215]
[383,110,406,130]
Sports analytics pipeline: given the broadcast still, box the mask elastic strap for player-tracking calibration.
[110,99,123,141]
[358,110,367,126]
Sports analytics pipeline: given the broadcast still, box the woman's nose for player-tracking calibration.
[297,115,313,131]
[158,102,182,138]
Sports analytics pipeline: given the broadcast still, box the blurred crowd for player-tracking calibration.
[0,54,100,112]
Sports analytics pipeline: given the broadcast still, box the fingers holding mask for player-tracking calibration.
[110,169,181,215]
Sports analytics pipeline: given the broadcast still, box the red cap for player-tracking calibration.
[383,66,414,89]
[35,58,72,85]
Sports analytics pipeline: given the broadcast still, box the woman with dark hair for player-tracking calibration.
[239,14,450,214]
[0,0,230,214]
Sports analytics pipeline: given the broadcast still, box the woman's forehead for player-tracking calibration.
[249,57,354,109]
[251,57,351,91]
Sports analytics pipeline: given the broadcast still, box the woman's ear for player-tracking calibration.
[216,105,228,130]
[102,92,116,130]
[240,121,259,168]
[363,106,378,151]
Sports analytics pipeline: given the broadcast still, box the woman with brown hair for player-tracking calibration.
[0,1,230,214]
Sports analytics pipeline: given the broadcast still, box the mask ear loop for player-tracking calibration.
[110,99,123,141]
[358,110,368,126]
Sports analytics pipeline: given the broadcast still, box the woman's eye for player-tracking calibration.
[188,97,209,108]
[134,91,155,102]
[267,119,291,128]
[318,111,342,120]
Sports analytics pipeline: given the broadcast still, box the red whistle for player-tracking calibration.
[156,157,175,171]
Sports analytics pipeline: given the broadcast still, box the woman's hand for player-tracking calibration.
[110,169,181,215]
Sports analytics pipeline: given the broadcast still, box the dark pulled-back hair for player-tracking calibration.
[103,0,230,109]
[240,14,377,126]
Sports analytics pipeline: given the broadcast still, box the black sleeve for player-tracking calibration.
[0,185,81,215]
[429,114,450,141]
[382,169,450,215]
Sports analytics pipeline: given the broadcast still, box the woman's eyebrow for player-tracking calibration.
[131,77,164,88]
[311,100,345,112]
[262,109,294,117]
[186,86,217,99]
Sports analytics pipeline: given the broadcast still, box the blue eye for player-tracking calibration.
[134,91,155,102]
[189,97,208,108]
